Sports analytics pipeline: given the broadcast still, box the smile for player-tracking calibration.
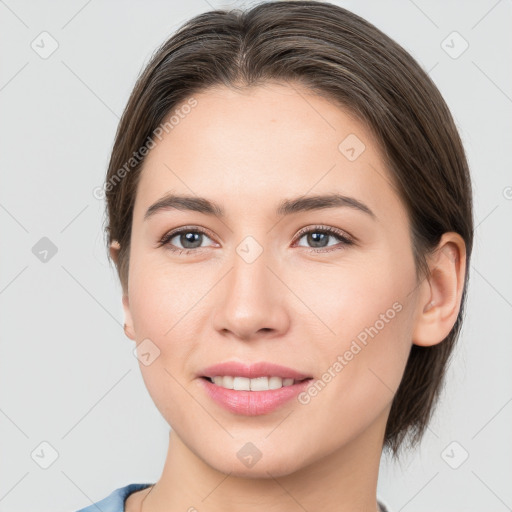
[199,376,313,416]
[205,375,308,391]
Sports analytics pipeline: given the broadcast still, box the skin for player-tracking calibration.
[110,82,466,512]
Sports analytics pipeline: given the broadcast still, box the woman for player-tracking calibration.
[77,1,472,511]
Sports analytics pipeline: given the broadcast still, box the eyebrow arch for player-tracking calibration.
[144,192,376,221]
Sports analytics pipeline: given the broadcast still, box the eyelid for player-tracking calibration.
[157,225,218,249]
[293,224,354,245]
[158,224,355,253]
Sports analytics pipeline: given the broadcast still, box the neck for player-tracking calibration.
[142,409,387,512]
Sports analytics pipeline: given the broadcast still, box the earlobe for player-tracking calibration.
[412,233,466,347]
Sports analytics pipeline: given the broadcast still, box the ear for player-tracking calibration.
[412,232,467,347]
[109,239,121,266]
[110,240,136,341]
[121,294,136,341]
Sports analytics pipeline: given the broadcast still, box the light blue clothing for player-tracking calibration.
[75,482,389,512]
[75,483,154,512]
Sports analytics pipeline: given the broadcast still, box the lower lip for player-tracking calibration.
[199,377,313,416]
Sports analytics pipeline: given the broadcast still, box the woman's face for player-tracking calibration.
[119,82,425,476]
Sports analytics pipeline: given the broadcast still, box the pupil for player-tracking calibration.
[181,232,202,249]
[308,232,328,248]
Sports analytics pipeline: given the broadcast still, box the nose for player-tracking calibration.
[212,246,291,341]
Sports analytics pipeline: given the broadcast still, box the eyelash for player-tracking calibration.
[157,225,354,256]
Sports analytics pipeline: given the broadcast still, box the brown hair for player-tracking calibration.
[102,0,473,458]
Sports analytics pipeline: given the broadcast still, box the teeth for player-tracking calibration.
[210,376,298,391]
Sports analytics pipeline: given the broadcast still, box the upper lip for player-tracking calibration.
[200,361,312,380]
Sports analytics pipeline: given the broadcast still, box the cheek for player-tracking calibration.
[127,255,209,408]
[290,255,409,341]
[295,298,414,449]
[128,253,204,336]
[303,256,415,401]
[317,294,412,399]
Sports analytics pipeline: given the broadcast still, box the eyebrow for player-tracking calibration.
[144,192,376,221]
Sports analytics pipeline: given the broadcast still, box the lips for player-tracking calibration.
[197,361,314,415]
[200,360,312,380]
[199,375,313,416]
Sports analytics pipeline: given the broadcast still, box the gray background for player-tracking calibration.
[1,0,511,511]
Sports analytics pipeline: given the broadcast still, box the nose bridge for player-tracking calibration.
[231,243,271,300]
[212,236,289,338]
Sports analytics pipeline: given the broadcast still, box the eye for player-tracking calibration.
[157,226,216,255]
[293,225,354,253]
[157,224,354,256]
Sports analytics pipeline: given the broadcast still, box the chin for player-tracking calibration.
[199,441,310,479]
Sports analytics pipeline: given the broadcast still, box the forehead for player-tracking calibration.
[134,83,403,224]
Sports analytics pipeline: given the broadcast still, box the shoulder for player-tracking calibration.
[74,483,154,512]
